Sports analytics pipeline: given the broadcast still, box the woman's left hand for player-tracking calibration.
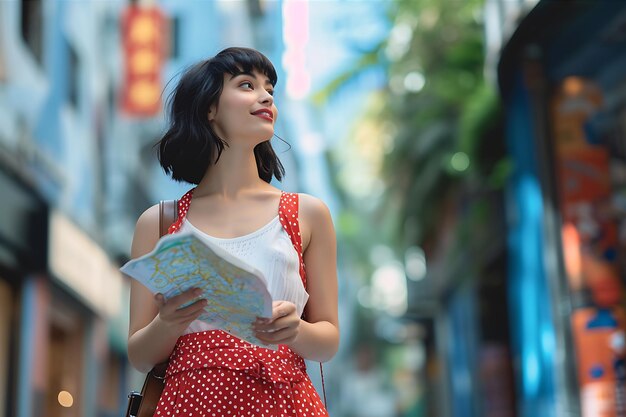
[253,301,301,346]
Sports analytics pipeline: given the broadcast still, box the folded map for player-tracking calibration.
[120,229,276,349]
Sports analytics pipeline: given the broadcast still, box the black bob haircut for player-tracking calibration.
[155,47,285,184]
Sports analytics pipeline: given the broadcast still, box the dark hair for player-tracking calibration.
[155,47,285,184]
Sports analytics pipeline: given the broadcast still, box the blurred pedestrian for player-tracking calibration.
[340,344,397,417]
[126,47,339,416]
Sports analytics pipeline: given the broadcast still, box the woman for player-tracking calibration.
[126,47,339,416]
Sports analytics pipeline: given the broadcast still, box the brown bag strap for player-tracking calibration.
[159,200,178,238]
[124,200,179,417]
[147,362,168,381]
[151,199,178,380]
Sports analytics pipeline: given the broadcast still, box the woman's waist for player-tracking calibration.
[166,330,307,382]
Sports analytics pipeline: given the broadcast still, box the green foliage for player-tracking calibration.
[311,46,383,107]
[378,0,492,245]
[459,83,500,156]
[311,0,511,375]
[318,0,504,266]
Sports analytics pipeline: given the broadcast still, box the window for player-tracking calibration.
[0,280,13,417]
[20,0,43,65]
[247,0,264,18]
[67,39,79,108]
[0,7,6,82]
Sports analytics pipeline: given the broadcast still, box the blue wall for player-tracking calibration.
[504,70,557,417]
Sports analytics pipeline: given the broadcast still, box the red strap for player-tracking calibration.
[277,192,327,409]
[278,192,306,288]
[168,188,195,235]
[171,190,307,289]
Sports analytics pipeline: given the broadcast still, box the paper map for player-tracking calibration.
[120,230,275,349]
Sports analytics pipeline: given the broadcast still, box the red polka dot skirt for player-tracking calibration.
[154,331,328,416]
[154,189,329,417]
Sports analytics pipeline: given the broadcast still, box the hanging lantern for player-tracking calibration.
[120,5,168,117]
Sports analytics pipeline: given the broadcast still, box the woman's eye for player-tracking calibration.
[240,82,253,89]
[267,90,274,96]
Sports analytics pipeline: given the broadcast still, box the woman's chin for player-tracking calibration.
[254,130,275,143]
[237,127,275,144]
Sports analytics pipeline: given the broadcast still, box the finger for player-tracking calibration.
[254,317,271,326]
[254,316,299,335]
[270,302,296,321]
[161,298,206,320]
[177,306,207,324]
[255,315,297,332]
[254,301,290,325]
[168,288,203,308]
[154,293,166,307]
[174,299,208,321]
[275,316,300,331]
[256,327,298,344]
[175,298,207,316]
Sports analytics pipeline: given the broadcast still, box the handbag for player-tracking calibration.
[125,199,178,417]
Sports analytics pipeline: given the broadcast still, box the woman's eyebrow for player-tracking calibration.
[230,72,272,85]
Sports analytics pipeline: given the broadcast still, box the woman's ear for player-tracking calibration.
[208,105,217,122]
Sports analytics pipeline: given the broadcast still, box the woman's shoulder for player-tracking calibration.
[135,203,161,231]
[295,193,335,252]
[296,193,332,224]
[130,204,161,258]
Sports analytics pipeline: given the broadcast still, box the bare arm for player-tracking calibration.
[126,204,207,373]
[254,194,339,362]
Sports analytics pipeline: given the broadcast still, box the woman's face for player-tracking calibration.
[209,69,278,146]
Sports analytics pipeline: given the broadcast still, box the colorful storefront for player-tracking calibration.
[0,165,48,417]
[498,1,626,415]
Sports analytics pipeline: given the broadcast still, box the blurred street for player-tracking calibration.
[2,0,626,416]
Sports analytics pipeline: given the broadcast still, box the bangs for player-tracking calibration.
[215,47,278,86]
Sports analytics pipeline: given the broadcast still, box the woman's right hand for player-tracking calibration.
[154,288,208,335]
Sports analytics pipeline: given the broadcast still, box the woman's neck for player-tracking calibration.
[194,148,268,198]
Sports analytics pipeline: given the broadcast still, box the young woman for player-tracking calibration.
[126,47,339,416]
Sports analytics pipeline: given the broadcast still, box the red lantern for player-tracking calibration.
[120,5,168,117]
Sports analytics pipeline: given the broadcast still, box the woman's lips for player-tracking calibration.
[252,110,273,122]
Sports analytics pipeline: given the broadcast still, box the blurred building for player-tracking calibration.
[403,1,618,416]
[0,0,353,416]
[418,1,626,416]
[495,0,626,416]
[0,1,135,416]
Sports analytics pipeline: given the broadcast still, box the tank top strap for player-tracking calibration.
[167,189,307,289]
[167,187,195,234]
[278,191,307,289]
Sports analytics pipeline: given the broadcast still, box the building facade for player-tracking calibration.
[496,1,626,416]
[1,0,349,415]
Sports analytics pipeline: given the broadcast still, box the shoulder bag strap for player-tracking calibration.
[151,199,178,380]
[159,199,178,238]
[126,200,180,417]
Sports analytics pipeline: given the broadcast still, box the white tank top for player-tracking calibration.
[179,216,309,335]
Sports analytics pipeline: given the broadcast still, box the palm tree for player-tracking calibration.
[316,0,503,253]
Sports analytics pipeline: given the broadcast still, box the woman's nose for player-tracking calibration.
[260,91,273,105]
